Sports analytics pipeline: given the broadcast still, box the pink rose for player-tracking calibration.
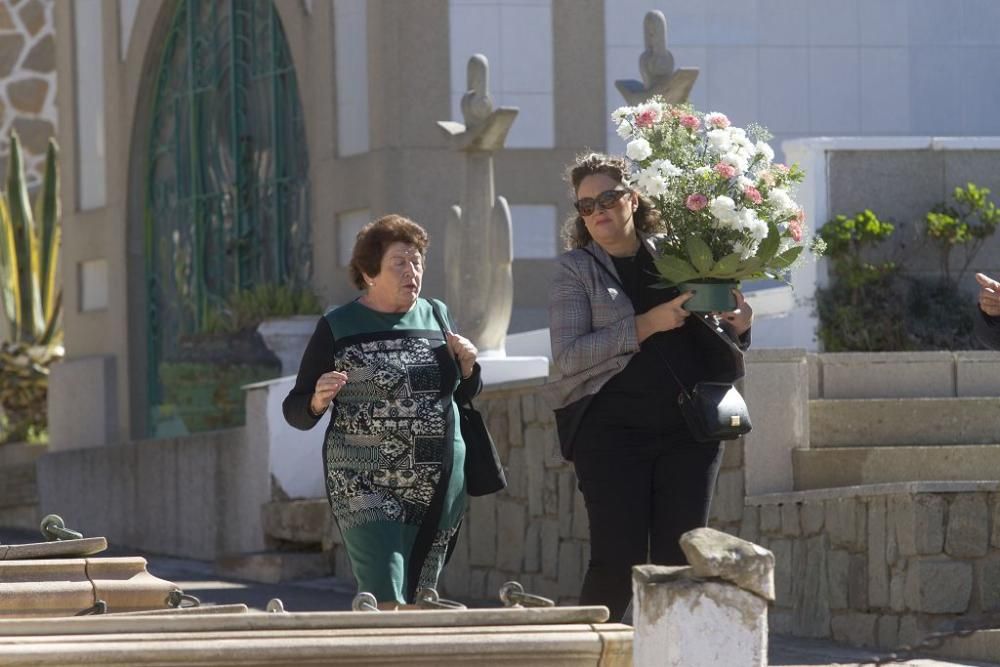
[788,219,803,242]
[686,193,709,211]
[680,114,701,130]
[743,186,763,205]
[713,162,737,179]
[773,163,790,174]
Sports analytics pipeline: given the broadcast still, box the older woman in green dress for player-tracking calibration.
[283,214,479,609]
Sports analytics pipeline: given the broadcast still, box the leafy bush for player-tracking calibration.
[815,186,1000,351]
[200,283,321,336]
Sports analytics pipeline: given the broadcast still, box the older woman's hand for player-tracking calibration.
[446,332,478,379]
[977,273,1000,317]
[721,289,753,336]
[311,370,349,416]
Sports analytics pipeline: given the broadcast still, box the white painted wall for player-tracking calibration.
[510,204,558,259]
[334,0,369,156]
[74,0,107,210]
[603,1,1000,160]
[449,0,554,148]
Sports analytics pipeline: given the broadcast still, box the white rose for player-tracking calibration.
[737,176,754,190]
[616,120,633,140]
[694,166,713,177]
[637,167,669,196]
[626,138,653,161]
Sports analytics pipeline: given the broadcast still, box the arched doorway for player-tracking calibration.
[144,0,310,436]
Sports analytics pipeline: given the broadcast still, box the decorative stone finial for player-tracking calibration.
[616,10,699,106]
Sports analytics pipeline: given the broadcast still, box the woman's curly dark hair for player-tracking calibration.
[348,214,429,290]
[561,152,664,250]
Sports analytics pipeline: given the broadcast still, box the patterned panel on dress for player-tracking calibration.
[413,436,443,464]
[326,440,382,471]
[407,363,441,394]
[377,430,414,468]
[372,397,420,419]
[369,357,409,398]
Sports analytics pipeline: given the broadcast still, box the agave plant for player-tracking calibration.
[0,132,62,443]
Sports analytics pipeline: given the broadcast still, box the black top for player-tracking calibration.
[584,245,716,437]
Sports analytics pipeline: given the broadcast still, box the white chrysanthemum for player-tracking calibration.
[616,120,632,140]
[722,152,749,174]
[732,240,757,260]
[637,167,668,196]
[611,106,631,123]
[709,196,739,227]
[694,166,713,177]
[626,138,653,161]
[737,176,754,190]
[706,129,732,153]
[768,187,796,214]
[652,158,682,179]
[755,141,775,163]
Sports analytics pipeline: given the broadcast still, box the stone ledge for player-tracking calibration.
[747,481,1000,506]
[745,348,807,363]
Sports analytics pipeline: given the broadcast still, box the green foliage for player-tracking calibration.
[201,283,321,335]
[0,132,61,346]
[924,183,1000,285]
[815,194,999,351]
[0,132,62,444]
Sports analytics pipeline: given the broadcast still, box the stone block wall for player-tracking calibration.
[432,380,747,604]
[0,0,56,184]
[746,482,1000,650]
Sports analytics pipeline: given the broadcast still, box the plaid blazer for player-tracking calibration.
[545,234,749,410]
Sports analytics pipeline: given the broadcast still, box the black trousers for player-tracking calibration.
[573,431,723,621]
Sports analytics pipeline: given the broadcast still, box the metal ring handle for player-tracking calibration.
[499,581,554,608]
[352,592,379,612]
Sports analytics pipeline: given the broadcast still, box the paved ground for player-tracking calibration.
[1,526,996,666]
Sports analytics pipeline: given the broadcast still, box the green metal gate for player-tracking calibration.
[144,0,310,436]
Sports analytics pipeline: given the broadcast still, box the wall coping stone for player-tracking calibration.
[784,136,1000,151]
[747,481,1000,506]
[745,348,808,363]
[816,351,956,364]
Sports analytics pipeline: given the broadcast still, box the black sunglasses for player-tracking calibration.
[574,189,630,216]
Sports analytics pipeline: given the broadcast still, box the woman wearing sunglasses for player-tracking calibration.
[546,152,753,621]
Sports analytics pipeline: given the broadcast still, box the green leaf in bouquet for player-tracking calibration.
[755,222,781,263]
[769,245,804,270]
[737,257,764,276]
[654,254,700,284]
[685,235,714,273]
[709,252,744,278]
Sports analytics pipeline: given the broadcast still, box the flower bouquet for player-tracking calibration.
[613,98,824,311]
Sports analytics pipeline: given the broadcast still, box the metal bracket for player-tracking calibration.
[415,587,466,610]
[40,514,84,542]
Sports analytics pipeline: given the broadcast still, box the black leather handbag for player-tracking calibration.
[428,299,507,497]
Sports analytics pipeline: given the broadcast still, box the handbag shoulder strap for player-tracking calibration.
[580,246,692,399]
[426,298,476,408]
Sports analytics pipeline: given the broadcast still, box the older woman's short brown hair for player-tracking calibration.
[561,152,664,250]
[348,214,429,290]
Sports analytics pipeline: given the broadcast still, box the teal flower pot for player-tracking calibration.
[678,281,739,313]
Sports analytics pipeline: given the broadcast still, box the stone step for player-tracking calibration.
[793,445,1000,490]
[215,550,334,584]
[810,397,1000,448]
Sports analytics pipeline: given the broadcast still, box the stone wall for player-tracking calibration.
[746,482,1000,650]
[0,0,55,184]
[293,377,748,605]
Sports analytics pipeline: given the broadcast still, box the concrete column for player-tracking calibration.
[633,528,774,667]
[743,349,809,496]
